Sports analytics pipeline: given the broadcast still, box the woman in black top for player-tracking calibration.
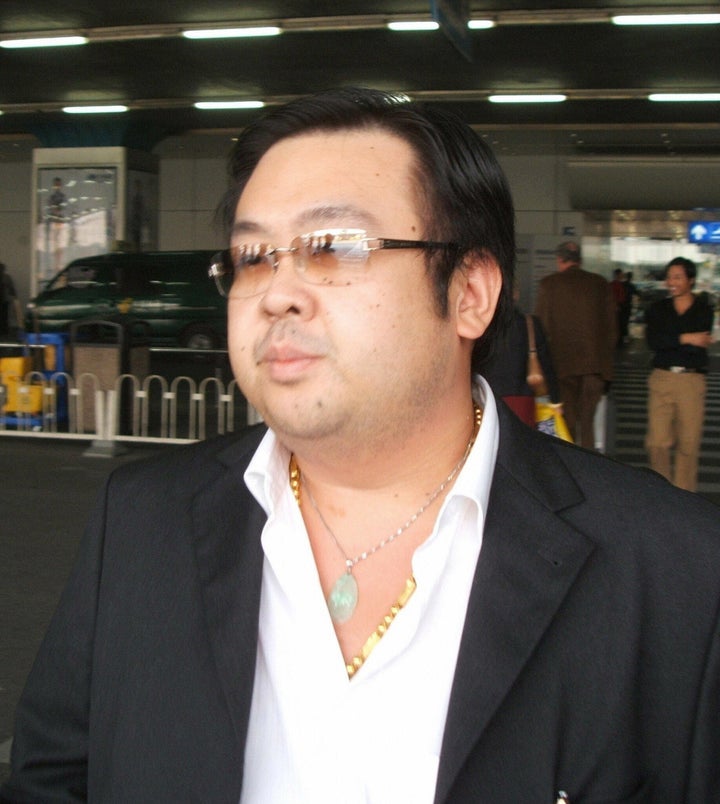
[644,257,714,491]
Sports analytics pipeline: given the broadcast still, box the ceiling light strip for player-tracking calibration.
[649,93,720,102]
[489,94,567,103]
[612,14,720,25]
[387,21,439,31]
[468,20,495,30]
[63,105,129,114]
[194,101,265,110]
[182,27,281,39]
[0,35,88,49]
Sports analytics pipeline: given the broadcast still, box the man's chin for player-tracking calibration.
[257,399,342,442]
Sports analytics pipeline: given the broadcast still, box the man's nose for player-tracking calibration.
[260,249,311,316]
[267,249,301,286]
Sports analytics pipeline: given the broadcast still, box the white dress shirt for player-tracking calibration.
[240,379,499,804]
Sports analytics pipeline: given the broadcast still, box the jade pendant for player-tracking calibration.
[327,571,358,624]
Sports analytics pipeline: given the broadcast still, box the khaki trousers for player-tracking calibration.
[558,373,605,449]
[645,368,706,492]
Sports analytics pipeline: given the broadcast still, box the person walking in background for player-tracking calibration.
[645,256,714,492]
[479,288,560,428]
[535,241,617,449]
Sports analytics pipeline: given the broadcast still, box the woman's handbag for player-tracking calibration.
[525,315,548,396]
[534,400,573,442]
[524,314,573,442]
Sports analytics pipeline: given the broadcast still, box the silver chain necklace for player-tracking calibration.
[290,404,482,624]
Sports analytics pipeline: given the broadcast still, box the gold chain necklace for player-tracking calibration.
[289,404,482,625]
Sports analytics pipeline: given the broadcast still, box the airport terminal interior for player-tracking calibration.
[1,0,720,786]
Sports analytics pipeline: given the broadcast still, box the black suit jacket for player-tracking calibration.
[3,405,719,803]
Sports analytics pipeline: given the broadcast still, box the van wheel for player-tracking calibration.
[181,325,218,351]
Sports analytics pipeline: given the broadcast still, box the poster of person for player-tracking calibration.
[36,167,117,289]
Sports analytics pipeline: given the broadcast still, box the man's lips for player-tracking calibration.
[261,343,315,362]
[256,342,323,379]
[252,321,328,379]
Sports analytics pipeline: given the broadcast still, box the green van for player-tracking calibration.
[25,250,227,350]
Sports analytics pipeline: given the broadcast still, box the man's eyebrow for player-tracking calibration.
[295,205,381,230]
[231,205,382,239]
[230,220,264,237]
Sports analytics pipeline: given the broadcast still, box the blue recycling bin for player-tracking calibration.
[0,332,69,427]
[27,332,69,425]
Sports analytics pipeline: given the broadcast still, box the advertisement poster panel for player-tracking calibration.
[35,166,117,289]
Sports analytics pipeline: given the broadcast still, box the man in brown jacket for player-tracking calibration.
[535,242,617,448]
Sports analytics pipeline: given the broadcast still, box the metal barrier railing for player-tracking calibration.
[0,369,252,448]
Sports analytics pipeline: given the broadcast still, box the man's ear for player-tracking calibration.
[453,252,502,339]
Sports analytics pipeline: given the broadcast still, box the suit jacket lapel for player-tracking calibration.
[182,415,597,801]
[190,431,267,774]
[435,409,596,803]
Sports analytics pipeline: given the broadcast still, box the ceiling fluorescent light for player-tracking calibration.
[0,35,88,49]
[194,101,265,110]
[387,21,439,31]
[612,14,720,25]
[182,27,281,39]
[468,20,495,30]
[63,105,128,114]
[649,93,720,102]
[489,94,566,103]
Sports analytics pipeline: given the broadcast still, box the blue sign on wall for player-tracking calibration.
[688,221,720,244]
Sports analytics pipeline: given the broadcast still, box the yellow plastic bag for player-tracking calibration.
[535,401,573,442]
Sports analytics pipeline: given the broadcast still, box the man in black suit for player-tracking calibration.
[2,89,719,803]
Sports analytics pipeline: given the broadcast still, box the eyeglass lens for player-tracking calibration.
[212,230,370,297]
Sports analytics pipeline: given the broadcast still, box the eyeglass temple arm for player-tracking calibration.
[374,238,458,251]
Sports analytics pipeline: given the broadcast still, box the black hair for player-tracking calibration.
[665,256,696,282]
[217,87,515,365]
